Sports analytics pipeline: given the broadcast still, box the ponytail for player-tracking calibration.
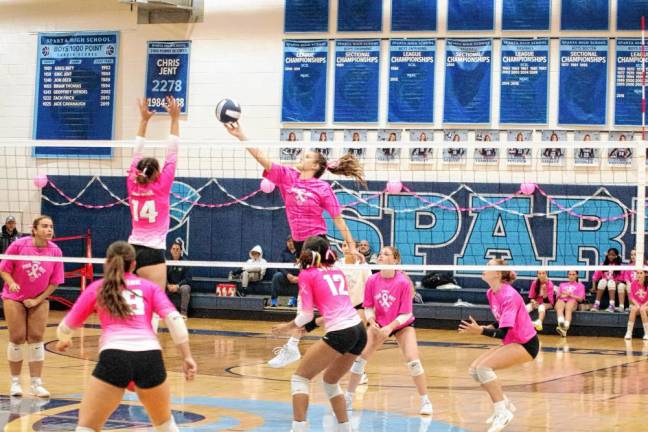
[492,259,517,283]
[98,241,136,318]
[135,157,160,185]
[313,152,366,187]
[297,236,337,269]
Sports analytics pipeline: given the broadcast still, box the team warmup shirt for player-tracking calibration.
[528,279,555,305]
[486,283,536,345]
[592,263,624,283]
[298,266,361,332]
[556,281,586,301]
[127,135,178,250]
[363,271,415,332]
[63,273,177,352]
[263,163,341,242]
[0,237,65,302]
[630,281,648,306]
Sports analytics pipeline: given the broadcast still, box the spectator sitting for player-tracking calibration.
[555,270,586,337]
[525,270,555,331]
[229,245,267,295]
[357,239,378,273]
[591,247,624,312]
[166,241,191,318]
[270,236,299,307]
[0,216,20,254]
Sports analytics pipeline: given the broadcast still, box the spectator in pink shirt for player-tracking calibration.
[525,270,555,331]
[625,270,648,340]
[0,216,64,398]
[591,248,624,312]
[555,271,586,337]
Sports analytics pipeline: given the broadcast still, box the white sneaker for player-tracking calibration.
[345,392,354,411]
[359,373,369,385]
[267,344,301,368]
[643,333,648,341]
[10,379,22,397]
[486,400,516,424]
[30,379,50,398]
[419,399,433,415]
[291,420,308,432]
[625,332,633,340]
[487,408,514,432]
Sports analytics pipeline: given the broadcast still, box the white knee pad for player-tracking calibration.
[291,374,310,395]
[75,427,96,432]
[7,342,24,362]
[617,283,626,294]
[597,279,608,291]
[28,342,44,362]
[475,366,497,384]
[538,304,546,313]
[350,357,367,376]
[154,417,178,432]
[407,359,424,377]
[469,367,479,382]
[525,303,533,313]
[607,280,616,291]
[322,381,342,399]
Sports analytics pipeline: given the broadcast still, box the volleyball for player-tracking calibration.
[215,98,242,124]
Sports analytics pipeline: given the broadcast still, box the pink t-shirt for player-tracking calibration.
[63,273,177,352]
[629,281,648,306]
[556,281,586,301]
[0,237,65,302]
[623,269,638,284]
[487,284,536,345]
[528,279,555,305]
[363,271,415,331]
[263,163,341,241]
[127,135,178,250]
[592,262,623,283]
[298,266,361,332]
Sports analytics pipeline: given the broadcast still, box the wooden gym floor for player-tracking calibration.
[0,311,647,431]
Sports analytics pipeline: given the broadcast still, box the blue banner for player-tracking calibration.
[282,40,328,123]
[615,39,643,126]
[334,40,380,122]
[618,1,648,30]
[388,39,435,123]
[502,0,550,30]
[561,0,609,30]
[284,0,329,32]
[500,39,549,124]
[444,39,491,124]
[447,0,494,30]
[34,31,119,158]
[559,39,608,125]
[391,0,437,31]
[145,41,190,114]
[338,0,382,31]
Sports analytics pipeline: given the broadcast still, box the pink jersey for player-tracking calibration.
[263,163,341,241]
[363,271,415,332]
[592,262,623,283]
[556,281,586,301]
[63,273,177,352]
[486,284,536,345]
[298,266,361,332]
[528,279,555,305]
[0,237,65,302]
[629,281,648,305]
[623,269,639,284]
[127,135,178,250]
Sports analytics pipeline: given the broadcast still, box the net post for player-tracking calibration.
[639,15,647,268]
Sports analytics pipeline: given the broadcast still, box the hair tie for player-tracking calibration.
[327,160,339,170]
[311,251,321,267]
[325,248,335,261]
[141,166,149,176]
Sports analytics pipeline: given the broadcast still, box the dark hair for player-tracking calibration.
[298,236,337,269]
[135,157,160,185]
[98,241,137,318]
[492,259,516,283]
[603,248,622,276]
[31,215,53,237]
[312,152,366,187]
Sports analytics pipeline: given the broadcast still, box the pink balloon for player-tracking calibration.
[386,180,403,194]
[33,174,48,189]
[260,178,275,193]
[520,182,536,195]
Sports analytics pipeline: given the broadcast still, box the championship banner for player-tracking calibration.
[558,39,608,125]
[502,0,550,30]
[561,0,609,30]
[500,38,549,124]
[334,39,380,122]
[146,41,190,114]
[282,40,328,123]
[444,39,491,124]
[447,0,493,30]
[618,1,648,30]
[338,0,382,31]
[284,0,329,32]
[388,39,435,123]
[391,0,437,31]
[34,31,119,158]
[615,39,643,126]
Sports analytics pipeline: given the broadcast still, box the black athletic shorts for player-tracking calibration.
[132,244,166,272]
[92,349,167,389]
[388,322,414,338]
[293,234,328,256]
[354,303,364,310]
[323,322,367,355]
[521,335,540,359]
